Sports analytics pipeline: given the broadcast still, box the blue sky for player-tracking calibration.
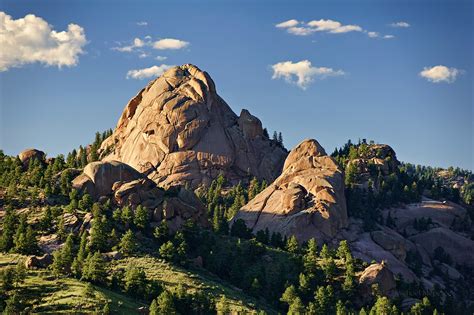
[1,0,472,170]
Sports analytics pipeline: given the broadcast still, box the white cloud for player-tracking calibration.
[112,37,145,52]
[390,21,410,28]
[153,38,189,50]
[367,31,379,38]
[287,26,315,36]
[0,11,86,72]
[126,64,173,80]
[275,18,392,39]
[307,19,362,33]
[138,53,149,58]
[419,65,463,83]
[383,35,395,39]
[276,19,299,28]
[271,60,344,89]
[155,56,167,61]
[136,21,148,26]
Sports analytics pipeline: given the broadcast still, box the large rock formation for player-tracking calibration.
[232,139,347,242]
[72,160,208,231]
[99,64,287,189]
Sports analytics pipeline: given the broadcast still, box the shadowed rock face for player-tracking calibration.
[232,139,348,242]
[72,160,209,231]
[99,64,287,189]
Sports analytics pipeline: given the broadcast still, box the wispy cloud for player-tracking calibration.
[420,65,463,83]
[390,21,410,28]
[271,60,345,90]
[155,56,168,61]
[113,36,189,59]
[0,11,87,72]
[153,38,189,50]
[112,38,145,52]
[136,21,148,26]
[126,64,173,79]
[276,18,393,39]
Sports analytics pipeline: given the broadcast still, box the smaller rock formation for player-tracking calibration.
[359,262,397,298]
[25,253,53,269]
[72,160,208,231]
[232,139,347,242]
[18,148,45,168]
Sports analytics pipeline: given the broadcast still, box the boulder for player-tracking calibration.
[25,253,53,269]
[99,64,287,189]
[359,262,397,297]
[63,213,80,232]
[439,263,462,280]
[370,227,417,262]
[102,251,123,262]
[232,139,347,242]
[18,148,45,168]
[72,160,145,198]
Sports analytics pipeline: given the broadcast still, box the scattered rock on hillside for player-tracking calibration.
[25,253,53,269]
[232,139,347,242]
[99,64,287,189]
[18,148,45,168]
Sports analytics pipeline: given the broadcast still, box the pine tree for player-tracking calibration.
[133,205,149,230]
[81,251,107,284]
[79,193,93,211]
[153,220,169,244]
[285,235,299,255]
[156,290,176,314]
[89,215,108,252]
[119,229,137,256]
[124,265,147,297]
[121,206,133,226]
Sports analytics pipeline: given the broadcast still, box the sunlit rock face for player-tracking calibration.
[232,139,348,242]
[99,64,287,189]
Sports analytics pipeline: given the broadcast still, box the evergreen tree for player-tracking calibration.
[285,235,299,255]
[51,233,75,276]
[82,251,107,284]
[155,290,177,315]
[133,205,150,230]
[89,215,108,252]
[121,206,133,226]
[124,265,147,297]
[153,220,170,244]
[79,193,93,211]
[119,229,137,256]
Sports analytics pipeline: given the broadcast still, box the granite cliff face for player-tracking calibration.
[232,139,348,242]
[99,64,287,189]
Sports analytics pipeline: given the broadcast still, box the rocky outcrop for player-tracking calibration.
[25,253,53,269]
[359,262,397,298]
[99,64,287,189]
[346,144,398,191]
[232,139,347,242]
[72,160,144,198]
[18,148,45,168]
[72,160,208,230]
